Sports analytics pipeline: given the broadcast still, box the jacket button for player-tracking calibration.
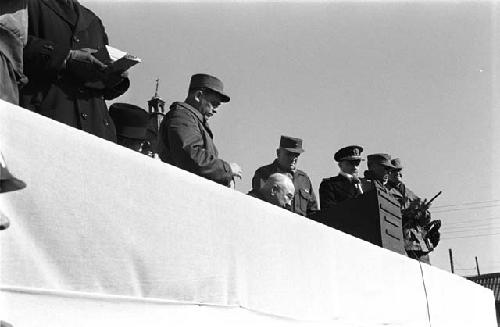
[81,113,88,120]
[73,36,79,43]
[103,120,110,126]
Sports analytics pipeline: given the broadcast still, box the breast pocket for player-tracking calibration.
[296,188,311,213]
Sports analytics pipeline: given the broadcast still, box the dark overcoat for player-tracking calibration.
[319,174,360,210]
[20,0,129,141]
[250,160,318,217]
[158,102,233,186]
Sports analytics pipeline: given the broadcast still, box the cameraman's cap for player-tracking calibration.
[189,73,230,103]
[367,153,395,168]
[334,145,364,162]
[109,103,149,140]
[279,135,304,153]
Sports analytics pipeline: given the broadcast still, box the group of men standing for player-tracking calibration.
[1,0,439,262]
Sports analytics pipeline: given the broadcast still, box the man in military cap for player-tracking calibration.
[387,158,441,263]
[109,103,151,154]
[158,73,242,187]
[248,173,295,209]
[250,135,318,217]
[360,153,395,192]
[319,145,364,210]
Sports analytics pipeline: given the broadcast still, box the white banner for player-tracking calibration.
[0,100,496,326]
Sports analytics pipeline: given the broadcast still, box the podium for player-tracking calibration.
[313,183,405,255]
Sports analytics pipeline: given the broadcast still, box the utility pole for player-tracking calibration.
[475,256,481,276]
[449,248,455,273]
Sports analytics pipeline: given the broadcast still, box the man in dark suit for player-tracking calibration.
[20,0,130,141]
[250,136,318,217]
[109,103,150,154]
[319,145,364,210]
[158,73,242,187]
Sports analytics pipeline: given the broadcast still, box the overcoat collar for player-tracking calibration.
[41,0,95,33]
[176,102,214,139]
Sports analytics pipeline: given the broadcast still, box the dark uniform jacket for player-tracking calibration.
[319,174,361,210]
[158,102,233,186]
[20,0,129,142]
[251,160,318,217]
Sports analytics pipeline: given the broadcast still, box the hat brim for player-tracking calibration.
[210,89,230,103]
[338,156,364,161]
[282,147,304,154]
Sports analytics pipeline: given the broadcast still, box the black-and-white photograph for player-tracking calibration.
[1,0,499,326]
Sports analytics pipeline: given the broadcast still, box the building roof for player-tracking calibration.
[467,273,500,302]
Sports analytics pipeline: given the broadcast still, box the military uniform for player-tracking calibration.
[158,101,233,186]
[320,174,362,210]
[320,145,364,210]
[251,160,318,217]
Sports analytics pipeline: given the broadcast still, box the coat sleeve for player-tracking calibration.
[319,180,336,211]
[250,168,267,194]
[167,113,232,185]
[23,35,69,80]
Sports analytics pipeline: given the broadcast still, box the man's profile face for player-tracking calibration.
[277,148,300,172]
[272,184,295,208]
[389,169,403,184]
[198,89,221,119]
[371,163,390,184]
[339,159,361,175]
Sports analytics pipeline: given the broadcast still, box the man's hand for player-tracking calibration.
[67,48,107,70]
[229,162,242,179]
[65,48,107,83]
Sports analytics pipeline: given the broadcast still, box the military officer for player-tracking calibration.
[158,73,242,187]
[250,135,318,217]
[319,145,364,210]
[360,153,395,192]
[387,158,440,263]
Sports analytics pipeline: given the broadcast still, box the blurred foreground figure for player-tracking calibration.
[248,173,295,209]
[109,103,151,154]
[251,136,318,217]
[0,152,27,230]
[388,158,441,263]
[20,0,130,141]
[320,145,365,210]
[158,74,242,186]
[0,0,28,104]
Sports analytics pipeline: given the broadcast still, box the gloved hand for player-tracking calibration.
[426,220,441,248]
[65,48,108,83]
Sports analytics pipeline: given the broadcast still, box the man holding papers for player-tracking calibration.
[20,0,131,142]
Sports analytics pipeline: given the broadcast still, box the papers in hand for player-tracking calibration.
[105,45,141,73]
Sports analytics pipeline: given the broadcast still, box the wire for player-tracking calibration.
[441,232,500,240]
[431,204,500,214]
[443,227,500,234]
[443,217,500,226]
[432,199,500,209]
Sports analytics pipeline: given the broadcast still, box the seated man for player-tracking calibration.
[250,135,318,217]
[319,145,364,210]
[109,103,150,154]
[248,173,295,209]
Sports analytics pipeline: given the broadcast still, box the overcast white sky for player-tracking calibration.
[84,0,500,275]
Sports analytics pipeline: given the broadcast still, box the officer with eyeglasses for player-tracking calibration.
[158,74,242,187]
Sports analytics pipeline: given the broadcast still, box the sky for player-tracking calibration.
[84,0,500,275]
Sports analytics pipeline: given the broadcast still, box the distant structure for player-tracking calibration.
[467,272,500,325]
[146,78,166,157]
